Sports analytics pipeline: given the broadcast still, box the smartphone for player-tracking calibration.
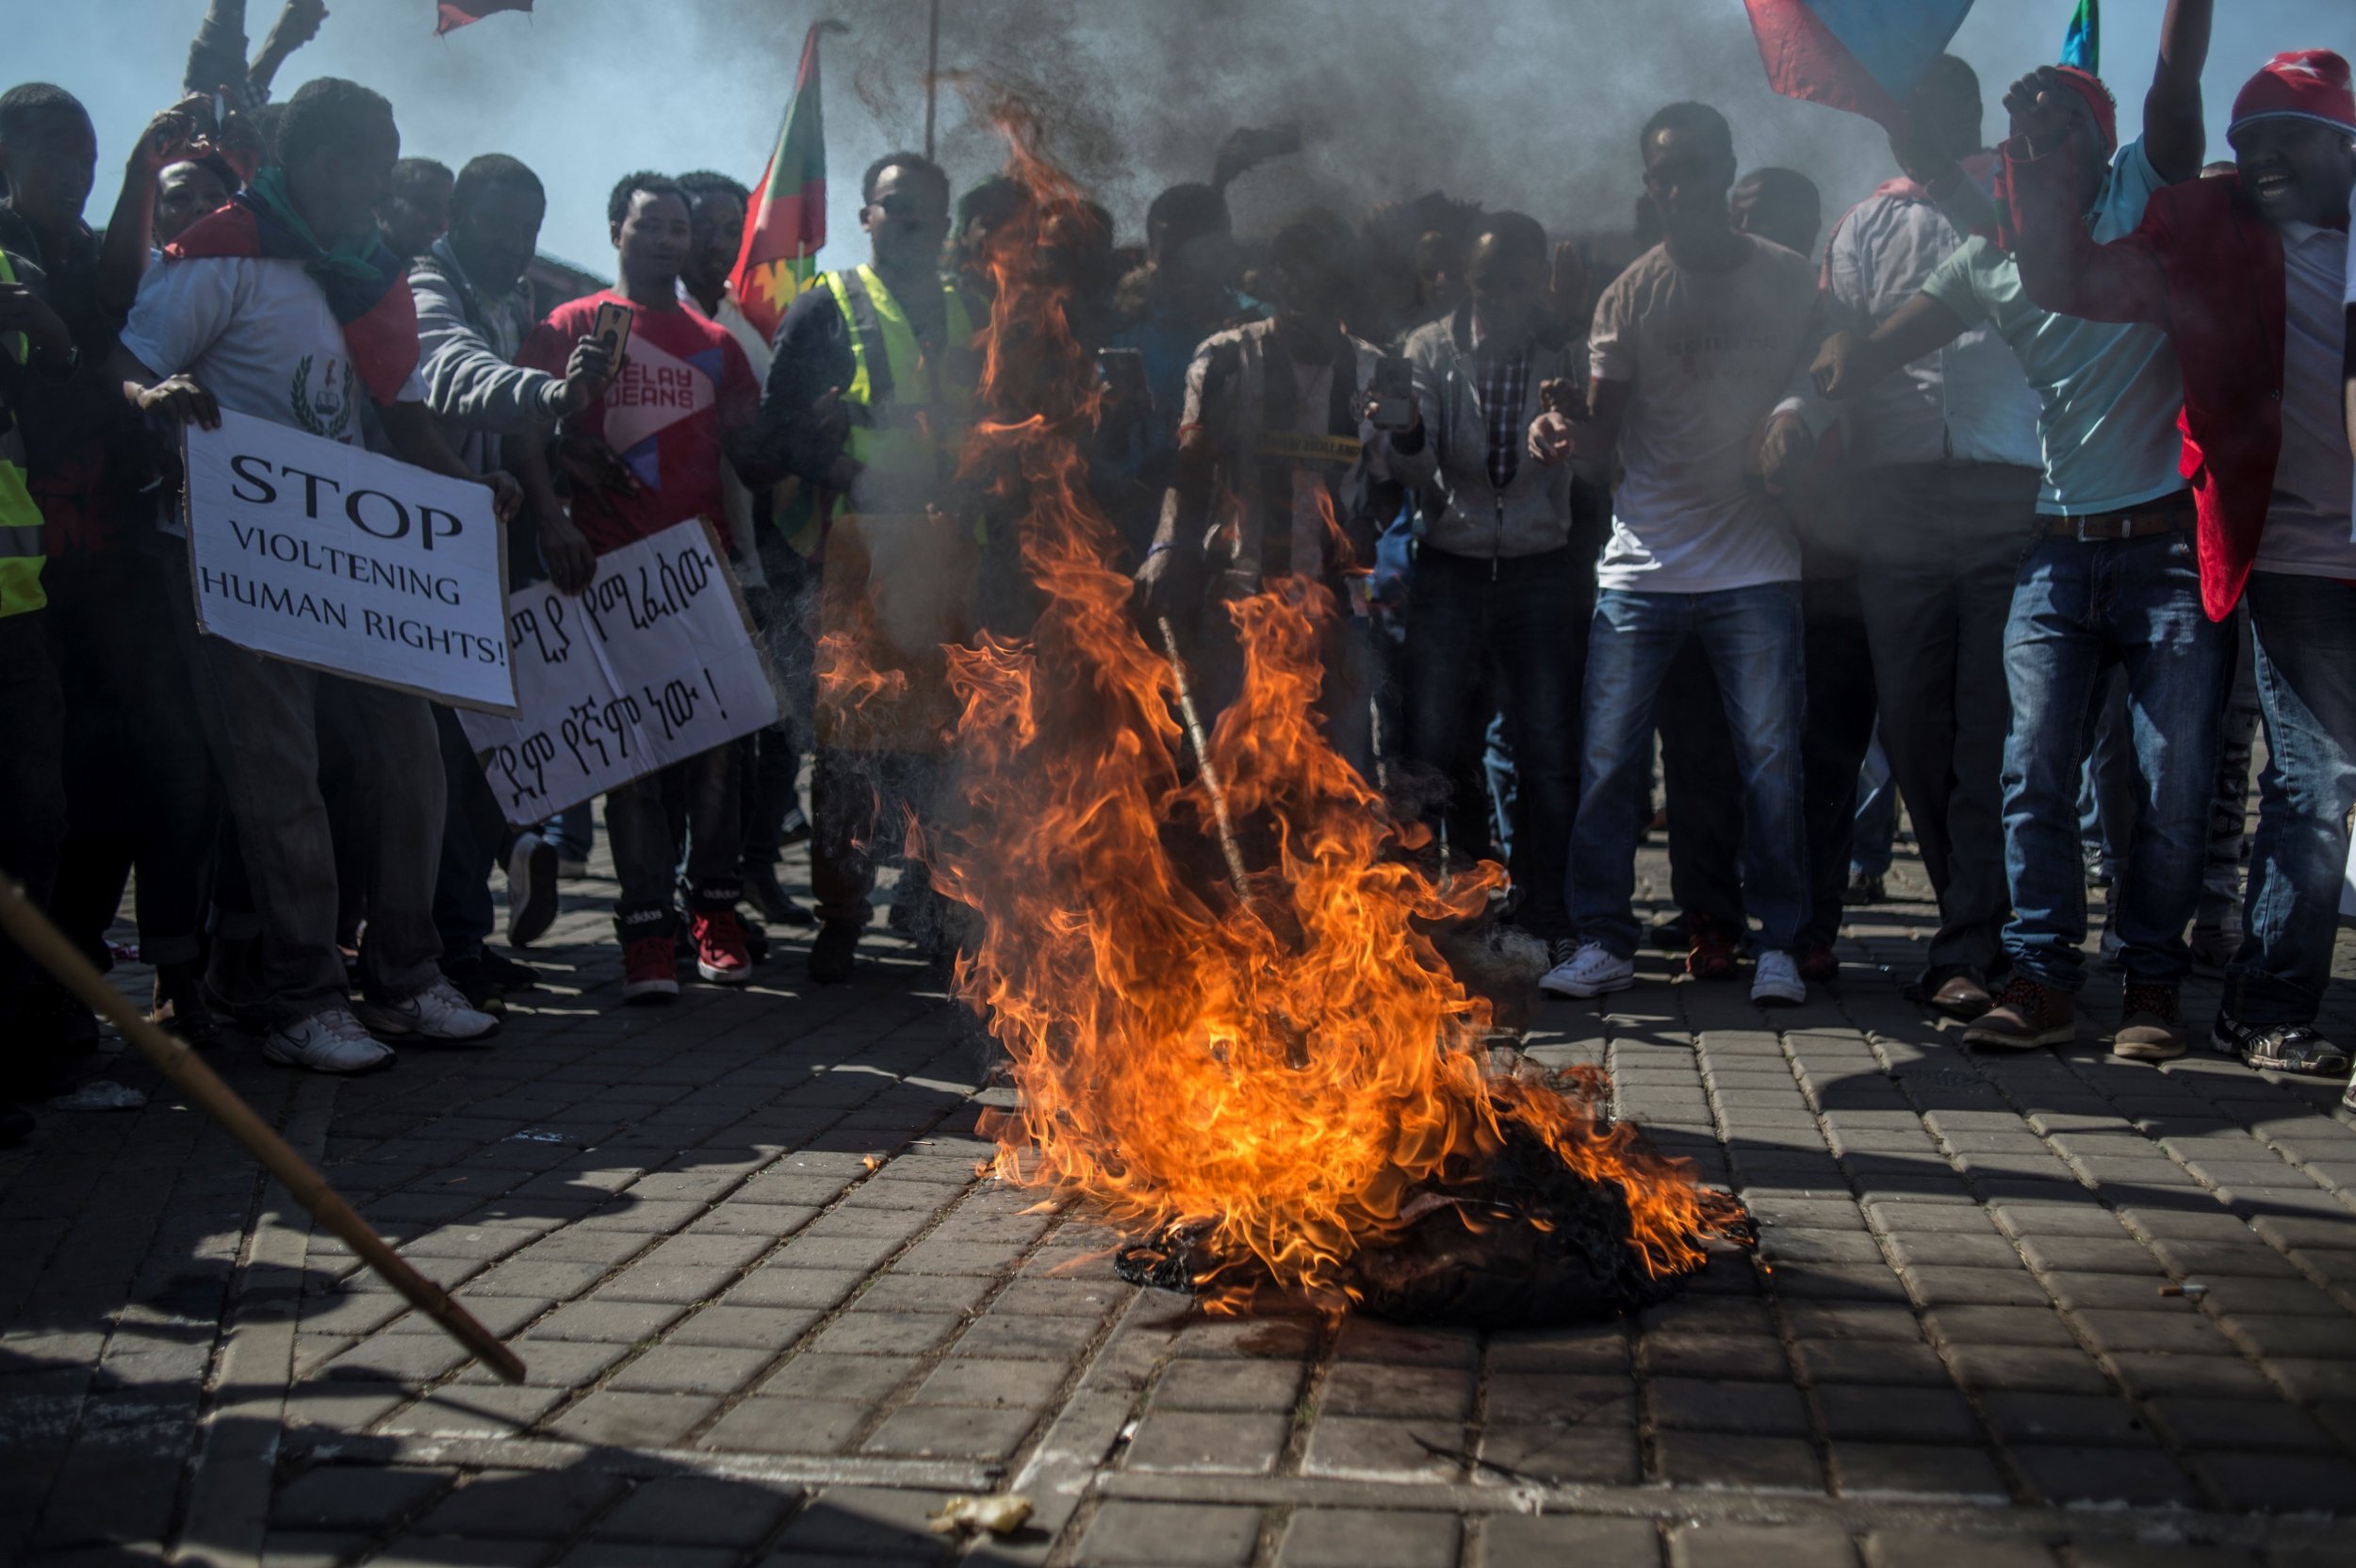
[590,300,634,375]
[1369,355,1415,432]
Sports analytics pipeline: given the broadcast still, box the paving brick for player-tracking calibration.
[1151,1356,1308,1413]
[528,1300,687,1345]
[699,1396,870,1454]
[544,1390,719,1446]
[664,1305,821,1349]
[951,1310,1102,1361]
[1301,1413,1462,1479]
[2006,1445,2198,1508]
[857,1399,1040,1460]
[1655,1429,1822,1492]
[1671,1523,1859,1568]
[1278,1509,1460,1568]
[2189,1448,2356,1511]
[1859,1533,2056,1568]
[1123,1409,1290,1474]
[805,1309,961,1357]
[592,1476,798,1547]
[378,1384,568,1439]
[269,1464,448,1531]
[1078,1500,1263,1566]
[1814,1383,1979,1443]
[1478,1515,1661,1567]
[605,1343,774,1396]
[761,1483,955,1558]
[1650,1376,1810,1435]
[413,1468,629,1539]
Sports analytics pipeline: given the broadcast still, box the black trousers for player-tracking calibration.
[1,610,69,1093]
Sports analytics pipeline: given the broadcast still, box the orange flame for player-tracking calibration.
[826,94,1742,1309]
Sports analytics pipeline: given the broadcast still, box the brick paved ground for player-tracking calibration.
[7,832,2356,1567]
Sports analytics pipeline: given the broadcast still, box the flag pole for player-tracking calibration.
[923,0,942,159]
[0,873,527,1383]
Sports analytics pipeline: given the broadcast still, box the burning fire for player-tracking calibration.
[821,98,1745,1314]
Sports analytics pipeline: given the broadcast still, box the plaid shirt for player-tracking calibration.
[1474,345,1530,493]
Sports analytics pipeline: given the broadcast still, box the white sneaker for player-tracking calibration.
[1751,949,1807,1006]
[353,978,500,1043]
[506,831,560,948]
[264,1007,395,1074]
[1539,941,1635,999]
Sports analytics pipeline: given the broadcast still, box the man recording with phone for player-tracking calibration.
[1380,211,1599,965]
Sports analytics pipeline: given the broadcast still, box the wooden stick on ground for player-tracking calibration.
[1155,615,1252,900]
[0,874,526,1383]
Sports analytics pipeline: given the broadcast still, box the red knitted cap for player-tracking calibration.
[2230,50,2356,139]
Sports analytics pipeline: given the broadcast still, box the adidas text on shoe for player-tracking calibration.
[263,1007,394,1074]
[1751,949,1807,1006]
[1540,942,1634,1000]
[353,979,500,1044]
[1962,976,2076,1051]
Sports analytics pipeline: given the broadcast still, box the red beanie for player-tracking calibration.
[2053,66,2119,154]
[2230,50,2356,139]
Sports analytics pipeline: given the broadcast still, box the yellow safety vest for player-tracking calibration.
[0,250,45,618]
[820,265,977,517]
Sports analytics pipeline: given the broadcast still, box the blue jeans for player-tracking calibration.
[1999,531,2233,991]
[1570,583,1808,956]
[1852,735,1897,877]
[2228,573,2356,1026]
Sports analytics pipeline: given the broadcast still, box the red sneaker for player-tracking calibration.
[620,935,679,1005]
[691,908,753,985]
[1796,941,1839,984]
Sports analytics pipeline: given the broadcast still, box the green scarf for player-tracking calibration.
[247,166,387,285]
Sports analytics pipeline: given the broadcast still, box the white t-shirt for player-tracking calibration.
[1588,234,1820,594]
[122,255,425,443]
[2256,220,2354,579]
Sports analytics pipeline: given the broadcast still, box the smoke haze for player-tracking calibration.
[12,1,2353,278]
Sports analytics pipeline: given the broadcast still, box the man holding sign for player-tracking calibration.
[517,171,769,1004]
[113,78,520,1074]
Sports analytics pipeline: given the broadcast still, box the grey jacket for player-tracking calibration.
[410,237,562,476]
[1386,306,1581,561]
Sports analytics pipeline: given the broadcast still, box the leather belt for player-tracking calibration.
[2036,492,2196,542]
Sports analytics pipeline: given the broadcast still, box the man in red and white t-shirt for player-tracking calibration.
[518,171,767,1004]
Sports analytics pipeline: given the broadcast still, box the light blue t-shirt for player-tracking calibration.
[1921,138,2185,516]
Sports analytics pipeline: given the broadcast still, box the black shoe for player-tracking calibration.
[478,950,539,991]
[440,956,508,1016]
[809,919,859,985]
[0,1102,30,1148]
[1844,870,1885,906]
[742,919,770,965]
[744,859,815,927]
[505,831,561,948]
[778,805,811,845]
[2213,1015,2351,1077]
[151,960,221,1050]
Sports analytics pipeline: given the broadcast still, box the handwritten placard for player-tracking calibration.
[460,519,779,823]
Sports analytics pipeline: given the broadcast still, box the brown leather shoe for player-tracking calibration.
[1961,975,2076,1050]
[1927,971,1994,1020]
[2113,982,2188,1061]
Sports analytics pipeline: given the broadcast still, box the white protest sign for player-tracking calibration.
[185,406,515,712]
[460,519,780,824]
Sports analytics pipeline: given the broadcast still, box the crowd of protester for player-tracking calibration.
[2,0,2353,1153]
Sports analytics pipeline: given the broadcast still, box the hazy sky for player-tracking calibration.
[10,0,2352,284]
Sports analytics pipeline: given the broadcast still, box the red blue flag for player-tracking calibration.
[1745,0,1978,130]
[2061,0,2099,73]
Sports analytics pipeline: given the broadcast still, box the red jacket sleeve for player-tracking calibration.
[2004,139,2173,329]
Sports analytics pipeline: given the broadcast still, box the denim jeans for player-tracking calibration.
[605,743,743,938]
[1570,582,1808,956]
[1999,531,2233,992]
[2227,573,2356,1026]
[1401,546,1591,939]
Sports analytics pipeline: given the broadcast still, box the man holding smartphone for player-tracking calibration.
[1382,211,1597,963]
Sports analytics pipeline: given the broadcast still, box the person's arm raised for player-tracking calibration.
[2144,0,2213,185]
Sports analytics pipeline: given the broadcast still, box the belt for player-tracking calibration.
[2036,493,2196,542]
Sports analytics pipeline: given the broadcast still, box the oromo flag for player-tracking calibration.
[1745,0,1977,130]
[729,21,843,345]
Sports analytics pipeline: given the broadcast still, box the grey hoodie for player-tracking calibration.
[410,237,563,477]
[1386,305,1584,561]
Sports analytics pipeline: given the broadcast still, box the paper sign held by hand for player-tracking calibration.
[183,406,516,712]
[460,519,780,824]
